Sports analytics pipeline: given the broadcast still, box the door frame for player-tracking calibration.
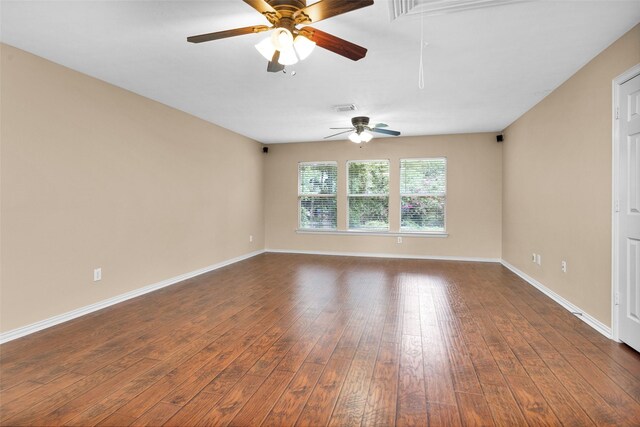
[611,63,640,342]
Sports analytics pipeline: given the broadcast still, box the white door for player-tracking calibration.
[618,72,640,352]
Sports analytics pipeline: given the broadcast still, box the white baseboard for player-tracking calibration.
[1,250,612,344]
[500,260,612,339]
[265,248,501,263]
[0,250,265,344]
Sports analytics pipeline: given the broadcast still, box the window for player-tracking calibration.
[400,158,446,232]
[298,162,337,230]
[347,160,389,230]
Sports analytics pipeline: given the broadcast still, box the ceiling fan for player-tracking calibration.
[325,116,401,143]
[187,0,373,72]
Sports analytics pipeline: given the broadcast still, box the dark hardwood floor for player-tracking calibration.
[1,253,639,426]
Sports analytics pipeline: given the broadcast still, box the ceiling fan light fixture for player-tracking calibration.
[293,35,316,60]
[326,116,400,141]
[255,37,276,61]
[278,45,299,65]
[186,1,373,72]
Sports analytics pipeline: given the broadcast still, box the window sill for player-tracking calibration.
[296,229,448,238]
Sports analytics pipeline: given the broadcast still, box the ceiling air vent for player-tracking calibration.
[389,0,531,20]
[333,104,358,113]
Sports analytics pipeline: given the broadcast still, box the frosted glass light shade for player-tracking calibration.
[278,45,298,65]
[349,130,373,143]
[294,35,316,60]
[349,132,362,143]
[255,37,276,61]
[271,28,293,50]
[255,29,314,66]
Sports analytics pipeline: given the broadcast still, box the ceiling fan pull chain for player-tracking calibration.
[418,12,425,90]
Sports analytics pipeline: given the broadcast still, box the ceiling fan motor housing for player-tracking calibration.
[351,116,370,126]
[351,116,370,132]
[267,0,307,25]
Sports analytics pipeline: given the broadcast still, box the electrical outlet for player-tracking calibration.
[249,235,253,243]
[536,254,542,266]
[532,253,536,262]
[397,237,402,244]
[93,268,102,282]
[561,260,567,273]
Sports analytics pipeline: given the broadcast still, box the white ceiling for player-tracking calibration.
[1,1,639,143]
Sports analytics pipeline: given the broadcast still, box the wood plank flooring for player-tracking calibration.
[1,253,639,426]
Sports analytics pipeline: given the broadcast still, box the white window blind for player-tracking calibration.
[347,160,390,230]
[400,158,446,232]
[298,162,338,230]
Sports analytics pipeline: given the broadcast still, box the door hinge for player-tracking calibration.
[615,199,620,212]
[615,107,620,120]
[615,292,620,305]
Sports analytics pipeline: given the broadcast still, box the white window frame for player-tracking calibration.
[346,159,390,231]
[297,161,338,231]
[399,157,447,234]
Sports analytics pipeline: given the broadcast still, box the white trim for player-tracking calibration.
[1,248,614,343]
[296,229,448,238]
[611,63,640,343]
[0,250,265,344]
[501,260,612,339]
[265,248,499,263]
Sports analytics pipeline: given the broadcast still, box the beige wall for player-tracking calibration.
[264,134,502,259]
[502,24,640,327]
[0,44,265,332]
[4,23,636,334]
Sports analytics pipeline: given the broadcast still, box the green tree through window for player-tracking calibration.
[400,158,446,232]
[348,160,389,230]
[298,162,337,229]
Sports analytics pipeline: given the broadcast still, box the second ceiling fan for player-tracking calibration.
[187,0,373,72]
[325,116,401,143]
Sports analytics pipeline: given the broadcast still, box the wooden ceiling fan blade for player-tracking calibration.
[294,0,373,24]
[371,128,401,136]
[243,0,280,23]
[329,127,354,130]
[187,25,269,43]
[299,27,367,61]
[267,51,285,73]
[324,129,354,139]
